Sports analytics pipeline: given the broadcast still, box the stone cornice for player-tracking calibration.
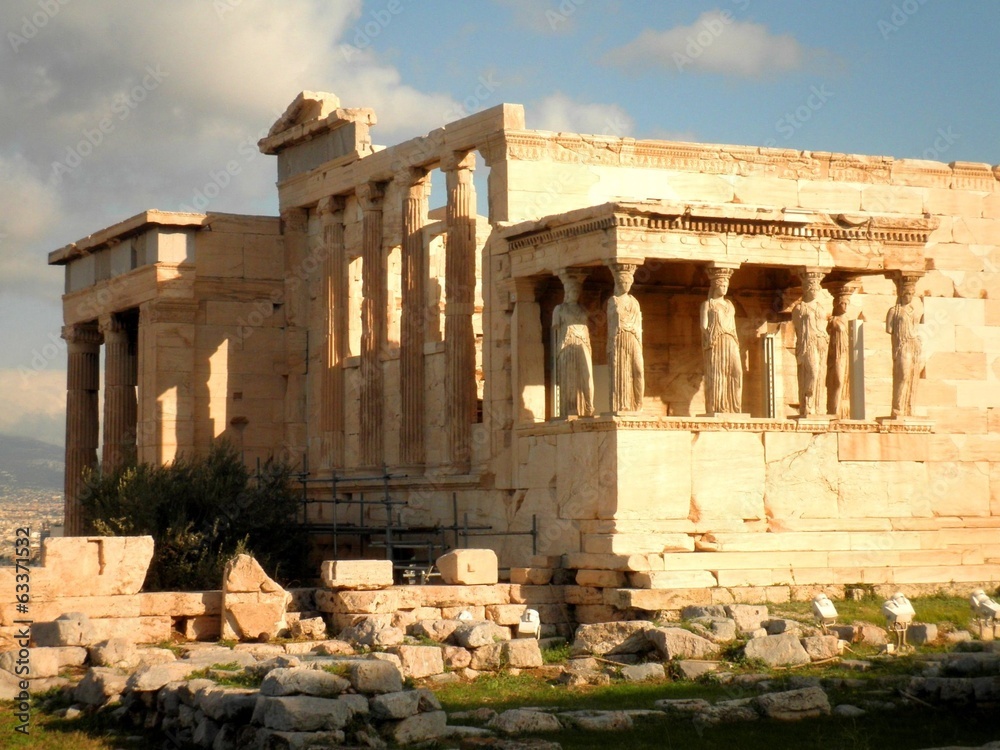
[502,202,937,256]
[490,129,999,189]
[516,416,933,435]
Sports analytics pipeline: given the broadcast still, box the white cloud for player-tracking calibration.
[493,0,583,35]
[0,0,476,446]
[0,369,66,446]
[604,10,812,78]
[528,92,634,137]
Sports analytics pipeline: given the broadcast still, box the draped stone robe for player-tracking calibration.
[552,301,594,417]
[607,293,644,412]
[702,297,742,414]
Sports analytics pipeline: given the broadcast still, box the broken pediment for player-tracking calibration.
[259,91,377,161]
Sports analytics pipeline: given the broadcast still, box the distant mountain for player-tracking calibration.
[0,434,63,492]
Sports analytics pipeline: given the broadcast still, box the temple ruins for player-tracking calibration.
[50,92,1000,609]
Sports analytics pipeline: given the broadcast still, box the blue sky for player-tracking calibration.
[0,0,997,446]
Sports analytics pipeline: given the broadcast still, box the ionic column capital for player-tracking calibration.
[280,207,309,233]
[61,323,102,347]
[557,267,590,286]
[356,181,386,211]
[317,195,347,220]
[797,267,829,284]
[394,166,430,188]
[98,313,126,337]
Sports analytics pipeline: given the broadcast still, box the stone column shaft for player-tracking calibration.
[282,208,309,470]
[63,324,102,535]
[399,170,430,467]
[100,314,138,471]
[358,182,386,469]
[510,278,546,424]
[319,197,347,468]
[444,153,478,467]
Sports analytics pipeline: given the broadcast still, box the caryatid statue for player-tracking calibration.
[826,282,856,418]
[552,269,594,417]
[606,262,644,413]
[792,270,830,417]
[886,275,923,418]
[700,266,742,415]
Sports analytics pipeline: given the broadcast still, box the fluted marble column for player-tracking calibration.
[358,182,386,469]
[443,152,477,468]
[63,323,102,535]
[398,168,430,467]
[319,196,347,468]
[100,313,137,471]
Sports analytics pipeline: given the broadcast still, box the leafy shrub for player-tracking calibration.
[80,442,309,591]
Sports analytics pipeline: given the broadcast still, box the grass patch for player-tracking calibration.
[541,643,572,664]
[771,594,973,632]
[185,662,262,689]
[0,699,157,750]
[432,673,1000,750]
[322,663,351,678]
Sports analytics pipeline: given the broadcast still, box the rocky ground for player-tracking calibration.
[3,599,1000,748]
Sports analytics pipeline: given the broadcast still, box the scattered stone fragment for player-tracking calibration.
[88,638,138,669]
[385,710,448,745]
[570,621,652,656]
[221,554,292,642]
[349,660,403,695]
[320,559,394,590]
[339,617,405,649]
[505,638,543,669]
[653,698,711,716]
[453,621,511,649]
[646,627,718,660]
[800,635,841,661]
[437,549,499,585]
[725,605,768,634]
[391,644,446,679]
[370,690,421,720]
[260,667,349,698]
[743,633,811,667]
[290,616,327,640]
[558,710,633,731]
[834,704,866,718]
[489,708,563,735]
[74,667,128,706]
[755,687,831,721]
[688,616,738,643]
[620,662,665,682]
[906,623,938,645]
[411,619,461,643]
[31,613,97,648]
[675,660,720,680]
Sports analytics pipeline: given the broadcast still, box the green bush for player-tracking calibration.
[80,442,309,591]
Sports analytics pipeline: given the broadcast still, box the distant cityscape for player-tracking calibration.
[0,433,64,562]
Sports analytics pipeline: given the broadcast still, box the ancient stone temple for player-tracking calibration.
[51,92,1000,602]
